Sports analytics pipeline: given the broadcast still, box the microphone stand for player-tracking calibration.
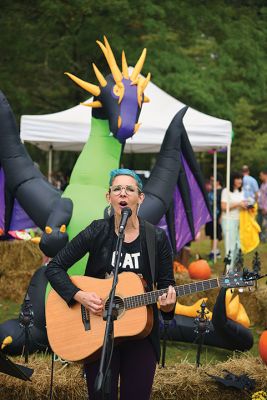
[19,292,34,364]
[161,319,169,368]
[94,224,125,399]
[194,301,210,368]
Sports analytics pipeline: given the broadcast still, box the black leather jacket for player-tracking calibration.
[45,216,175,361]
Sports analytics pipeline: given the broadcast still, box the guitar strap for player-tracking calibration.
[145,221,156,287]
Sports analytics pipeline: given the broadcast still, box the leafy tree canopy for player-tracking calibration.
[0,1,266,177]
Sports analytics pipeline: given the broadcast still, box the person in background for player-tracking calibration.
[205,173,223,260]
[258,169,267,243]
[221,171,247,271]
[242,165,259,206]
[176,242,192,267]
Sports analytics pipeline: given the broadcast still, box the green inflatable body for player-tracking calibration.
[62,118,121,276]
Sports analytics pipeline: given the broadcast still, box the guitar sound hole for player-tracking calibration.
[104,296,125,317]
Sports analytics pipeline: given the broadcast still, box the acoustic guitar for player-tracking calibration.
[45,271,254,362]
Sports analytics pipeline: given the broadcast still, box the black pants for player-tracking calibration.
[84,338,157,400]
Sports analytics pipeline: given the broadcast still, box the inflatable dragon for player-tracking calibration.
[160,288,253,352]
[0,37,232,355]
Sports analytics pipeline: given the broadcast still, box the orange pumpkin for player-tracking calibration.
[188,259,211,279]
[259,330,267,364]
[173,260,188,274]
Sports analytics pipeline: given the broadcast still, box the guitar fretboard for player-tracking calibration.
[124,278,219,310]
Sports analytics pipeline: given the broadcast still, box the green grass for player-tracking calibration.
[162,324,262,366]
[0,236,266,365]
[162,341,233,365]
[0,298,20,324]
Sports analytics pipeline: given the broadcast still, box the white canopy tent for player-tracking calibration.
[20,78,232,263]
[21,78,232,153]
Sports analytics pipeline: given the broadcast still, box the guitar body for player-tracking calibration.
[45,272,153,362]
[46,269,254,362]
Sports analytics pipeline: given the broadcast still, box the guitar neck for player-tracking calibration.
[124,278,219,310]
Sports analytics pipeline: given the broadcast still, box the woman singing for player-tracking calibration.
[45,168,176,400]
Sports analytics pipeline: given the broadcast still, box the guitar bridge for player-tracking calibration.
[81,305,91,331]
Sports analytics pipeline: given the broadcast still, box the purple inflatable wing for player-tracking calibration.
[9,198,36,232]
[0,167,36,238]
[173,154,211,251]
[157,112,212,253]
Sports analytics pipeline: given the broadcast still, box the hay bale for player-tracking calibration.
[255,288,267,327]
[0,354,266,400]
[153,354,267,399]
[0,241,44,301]
[0,355,87,400]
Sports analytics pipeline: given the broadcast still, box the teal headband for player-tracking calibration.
[109,169,143,190]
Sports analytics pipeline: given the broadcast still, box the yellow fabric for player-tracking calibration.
[225,289,234,307]
[1,335,12,350]
[225,293,250,328]
[175,298,212,320]
[240,206,261,254]
[172,290,250,328]
[226,294,240,320]
[235,303,250,328]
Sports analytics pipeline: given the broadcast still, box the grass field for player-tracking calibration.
[0,235,266,367]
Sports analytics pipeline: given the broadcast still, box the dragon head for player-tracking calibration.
[65,36,150,143]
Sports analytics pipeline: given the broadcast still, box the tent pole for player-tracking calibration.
[213,150,217,263]
[225,143,231,271]
[48,145,53,183]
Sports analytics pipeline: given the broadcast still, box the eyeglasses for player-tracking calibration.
[109,185,141,196]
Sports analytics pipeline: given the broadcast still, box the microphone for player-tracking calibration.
[119,207,132,234]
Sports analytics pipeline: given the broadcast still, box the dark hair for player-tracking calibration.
[209,172,223,186]
[216,172,223,186]
[230,171,243,192]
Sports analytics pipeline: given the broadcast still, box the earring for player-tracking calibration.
[108,204,112,216]
[137,204,140,215]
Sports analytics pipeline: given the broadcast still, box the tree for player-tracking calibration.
[0,1,266,175]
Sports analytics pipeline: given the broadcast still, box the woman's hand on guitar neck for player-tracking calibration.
[74,290,103,316]
[158,286,176,313]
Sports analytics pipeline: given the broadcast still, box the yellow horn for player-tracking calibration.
[1,336,12,350]
[81,101,103,108]
[92,63,107,87]
[45,226,53,234]
[103,36,123,83]
[131,48,147,81]
[96,40,108,59]
[31,237,41,244]
[137,80,143,108]
[134,122,141,133]
[122,50,129,79]
[97,37,123,85]
[65,72,100,97]
[118,116,122,128]
[137,72,151,107]
[130,78,139,86]
[142,72,151,92]
[59,224,66,233]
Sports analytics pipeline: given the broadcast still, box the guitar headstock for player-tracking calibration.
[219,270,258,289]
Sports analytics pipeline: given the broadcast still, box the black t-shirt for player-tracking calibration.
[108,232,144,276]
